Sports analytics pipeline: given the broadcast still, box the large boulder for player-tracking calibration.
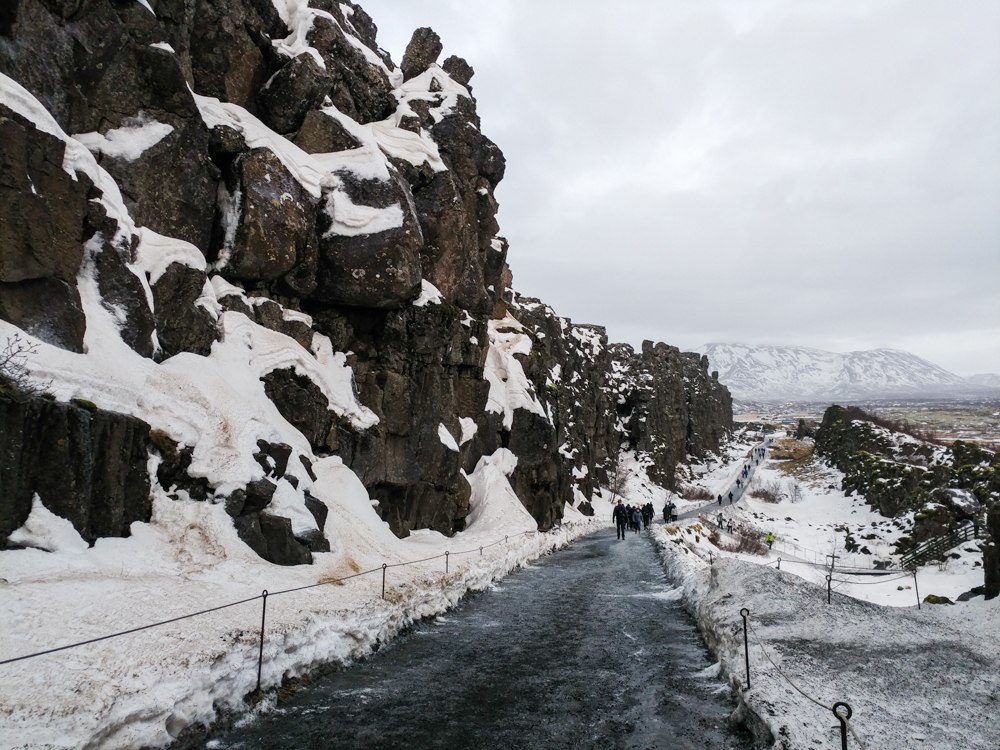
[0,277,86,352]
[90,242,156,358]
[313,169,424,308]
[261,368,333,450]
[150,262,219,358]
[257,52,332,134]
[400,28,442,82]
[212,148,320,288]
[305,14,396,125]
[293,110,364,154]
[0,105,87,284]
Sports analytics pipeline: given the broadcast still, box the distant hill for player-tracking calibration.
[696,343,999,402]
[968,373,1000,388]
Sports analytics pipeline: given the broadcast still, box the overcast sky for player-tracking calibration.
[362,0,1000,376]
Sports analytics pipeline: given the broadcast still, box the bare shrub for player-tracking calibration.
[707,527,721,546]
[720,526,768,556]
[789,479,803,503]
[680,484,713,501]
[748,477,783,503]
[0,334,43,401]
[842,405,944,446]
[605,445,629,503]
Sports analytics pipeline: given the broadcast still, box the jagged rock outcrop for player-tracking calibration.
[815,406,1000,564]
[608,340,733,488]
[0,1,734,562]
[0,393,151,548]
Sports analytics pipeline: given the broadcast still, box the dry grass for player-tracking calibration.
[768,438,814,474]
[680,484,713,501]
[748,477,783,503]
[719,527,769,556]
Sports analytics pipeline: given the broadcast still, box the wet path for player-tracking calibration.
[206,531,753,750]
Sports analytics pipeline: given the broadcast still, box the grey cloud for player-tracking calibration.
[362,0,1000,375]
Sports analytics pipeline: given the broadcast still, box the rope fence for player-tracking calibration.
[742,609,870,750]
[0,529,542,674]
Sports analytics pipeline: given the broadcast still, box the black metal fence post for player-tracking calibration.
[777,557,781,570]
[826,574,832,604]
[832,701,852,750]
[479,546,483,557]
[913,569,920,609]
[256,590,268,693]
[740,607,750,690]
[445,551,449,574]
[382,563,387,600]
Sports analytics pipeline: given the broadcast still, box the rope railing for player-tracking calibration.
[0,528,542,670]
[742,610,869,750]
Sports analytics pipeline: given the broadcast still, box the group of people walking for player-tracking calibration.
[612,501,656,539]
[613,441,774,543]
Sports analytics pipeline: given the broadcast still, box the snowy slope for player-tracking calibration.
[697,343,995,402]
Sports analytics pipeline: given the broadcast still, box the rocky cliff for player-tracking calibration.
[0,0,732,558]
[815,405,999,597]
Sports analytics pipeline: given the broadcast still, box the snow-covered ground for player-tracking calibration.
[652,535,1000,750]
[677,434,988,605]
[647,432,1000,749]
[0,455,614,749]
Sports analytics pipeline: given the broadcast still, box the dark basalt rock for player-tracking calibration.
[306,14,396,125]
[253,438,293,479]
[294,110,364,154]
[98,112,219,254]
[212,148,319,284]
[257,52,332,135]
[0,276,86,352]
[92,242,157,358]
[148,428,211,501]
[315,302,489,537]
[0,105,87,284]
[294,528,330,553]
[243,478,277,515]
[400,27,442,82]
[150,262,219,358]
[0,393,151,548]
[607,339,733,489]
[250,298,313,348]
[261,368,333,450]
[314,168,424,308]
[185,0,284,111]
[258,512,312,565]
[232,514,269,559]
[441,55,474,88]
[304,490,328,531]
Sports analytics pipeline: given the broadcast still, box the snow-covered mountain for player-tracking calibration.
[968,373,1000,388]
[696,343,998,402]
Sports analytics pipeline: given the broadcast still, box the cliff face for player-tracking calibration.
[0,0,732,555]
[814,406,999,596]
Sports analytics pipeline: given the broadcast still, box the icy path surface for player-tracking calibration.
[679,439,770,520]
[205,531,753,750]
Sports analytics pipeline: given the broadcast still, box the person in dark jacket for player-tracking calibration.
[613,501,628,539]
